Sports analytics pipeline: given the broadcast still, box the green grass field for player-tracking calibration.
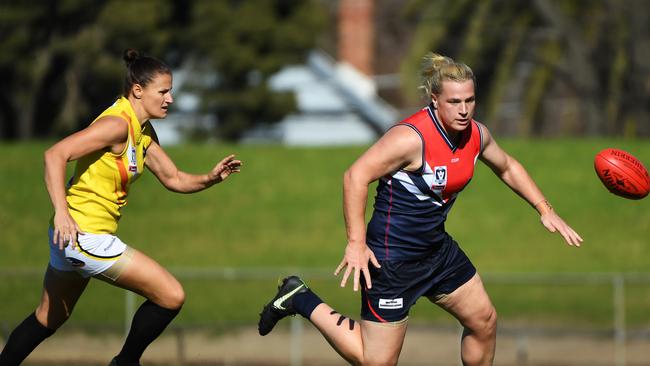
[0,140,649,331]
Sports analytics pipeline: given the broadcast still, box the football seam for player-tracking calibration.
[596,154,649,198]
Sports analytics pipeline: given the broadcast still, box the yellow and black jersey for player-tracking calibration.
[63,97,155,234]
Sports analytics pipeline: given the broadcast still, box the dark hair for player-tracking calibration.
[122,48,171,97]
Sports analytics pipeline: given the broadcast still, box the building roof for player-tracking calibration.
[244,50,398,146]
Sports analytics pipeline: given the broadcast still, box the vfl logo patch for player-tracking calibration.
[66,257,86,268]
[433,166,447,187]
[432,165,448,199]
[128,145,138,173]
[378,298,403,309]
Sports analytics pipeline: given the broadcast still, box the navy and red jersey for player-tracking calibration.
[366,104,484,260]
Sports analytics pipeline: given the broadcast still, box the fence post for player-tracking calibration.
[1,321,8,349]
[516,334,528,366]
[290,316,303,366]
[613,274,625,366]
[458,324,464,366]
[175,327,186,366]
[125,291,136,337]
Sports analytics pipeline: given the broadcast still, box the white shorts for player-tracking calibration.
[48,227,130,279]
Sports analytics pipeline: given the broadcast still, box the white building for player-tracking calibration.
[243,50,398,146]
[157,0,397,146]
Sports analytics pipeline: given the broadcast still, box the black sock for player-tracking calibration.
[292,289,323,319]
[0,312,56,366]
[112,300,180,365]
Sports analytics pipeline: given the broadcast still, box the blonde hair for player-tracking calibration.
[419,52,475,97]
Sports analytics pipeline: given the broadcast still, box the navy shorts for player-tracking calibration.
[360,236,476,322]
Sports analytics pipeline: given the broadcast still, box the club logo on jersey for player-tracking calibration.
[433,166,447,188]
[65,257,86,268]
[432,165,448,198]
[378,298,403,309]
[128,145,138,173]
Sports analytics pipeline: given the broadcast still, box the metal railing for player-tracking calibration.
[2,268,650,366]
[145,269,650,366]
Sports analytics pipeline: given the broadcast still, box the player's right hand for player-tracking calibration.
[334,241,381,291]
[208,154,242,184]
[52,210,82,250]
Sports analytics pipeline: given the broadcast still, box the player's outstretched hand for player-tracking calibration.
[540,211,583,247]
[335,241,381,291]
[208,154,242,184]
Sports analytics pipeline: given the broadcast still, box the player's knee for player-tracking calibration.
[485,306,497,333]
[35,304,70,330]
[348,355,363,366]
[473,305,497,338]
[361,356,398,366]
[344,349,384,366]
[154,279,185,310]
[164,283,185,310]
[340,344,365,365]
[360,350,400,366]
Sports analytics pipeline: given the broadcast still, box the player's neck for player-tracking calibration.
[434,111,462,144]
[127,97,149,125]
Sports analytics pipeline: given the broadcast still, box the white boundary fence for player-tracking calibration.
[2,268,650,366]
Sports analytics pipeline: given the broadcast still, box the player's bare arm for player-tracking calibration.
[336,125,422,291]
[478,124,583,246]
[478,124,547,206]
[144,141,241,194]
[44,116,129,249]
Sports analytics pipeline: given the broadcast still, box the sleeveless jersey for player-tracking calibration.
[366,104,483,260]
[63,97,154,234]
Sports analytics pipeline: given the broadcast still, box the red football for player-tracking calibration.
[594,148,649,200]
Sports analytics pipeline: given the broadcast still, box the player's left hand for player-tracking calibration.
[540,211,583,247]
[209,154,242,183]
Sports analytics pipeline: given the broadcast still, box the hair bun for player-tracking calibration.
[123,48,140,66]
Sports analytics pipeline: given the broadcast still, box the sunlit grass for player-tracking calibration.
[0,139,648,328]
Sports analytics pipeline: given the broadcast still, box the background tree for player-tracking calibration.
[2,0,647,140]
[0,0,175,140]
[0,0,325,142]
[185,0,325,141]
[397,0,650,137]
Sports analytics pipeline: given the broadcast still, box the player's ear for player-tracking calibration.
[431,94,438,109]
[132,84,143,99]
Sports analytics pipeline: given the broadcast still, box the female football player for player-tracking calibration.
[258,52,582,366]
[0,49,242,366]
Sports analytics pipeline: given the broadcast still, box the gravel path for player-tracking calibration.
[16,324,650,365]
